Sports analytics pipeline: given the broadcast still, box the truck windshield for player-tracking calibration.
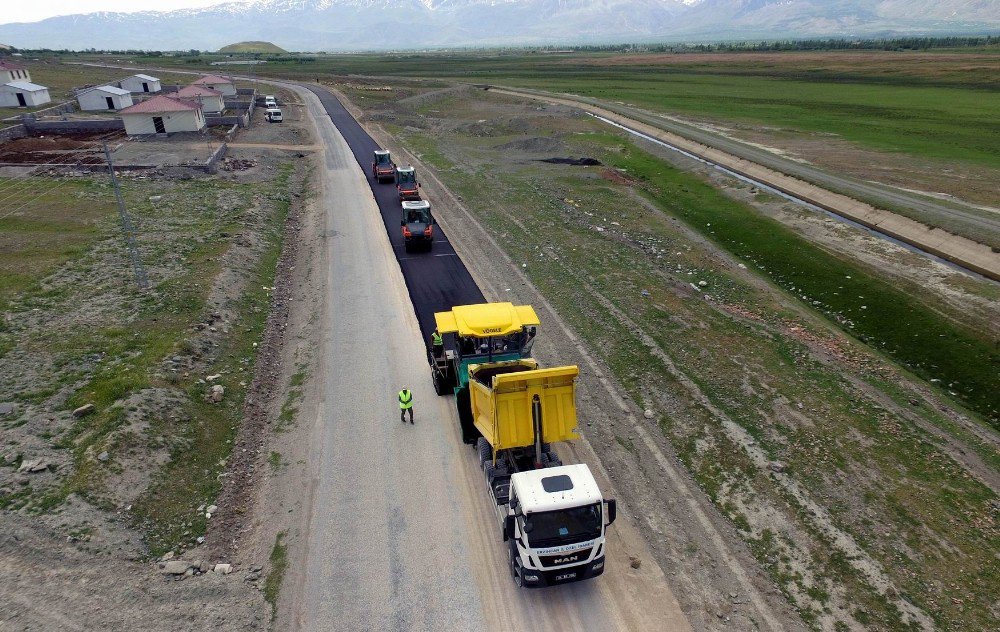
[405,208,430,224]
[398,171,415,184]
[523,503,602,546]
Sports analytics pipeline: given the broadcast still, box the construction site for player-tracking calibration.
[0,43,997,632]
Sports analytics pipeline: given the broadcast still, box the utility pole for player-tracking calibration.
[103,142,149,290]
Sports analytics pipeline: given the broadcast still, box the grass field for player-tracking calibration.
[512,72,1000,169]
[0,162,298,558]
[128,47,1000,170]
[609,145,1000,423]
[0,178,111,310]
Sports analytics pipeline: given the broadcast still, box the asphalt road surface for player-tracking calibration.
[287,84,693,631]
[303,84,485,348]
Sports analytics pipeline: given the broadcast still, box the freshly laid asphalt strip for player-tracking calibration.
[304,85,485,351]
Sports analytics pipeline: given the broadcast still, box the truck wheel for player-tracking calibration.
[476,437,492,467]
[484,462,495,483]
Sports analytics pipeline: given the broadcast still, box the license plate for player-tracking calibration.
[554,573,577,582]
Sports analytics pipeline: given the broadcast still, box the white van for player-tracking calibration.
[264,95,277,107]
[266,108,283,123]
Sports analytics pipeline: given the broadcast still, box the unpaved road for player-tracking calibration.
[280,84,693,631]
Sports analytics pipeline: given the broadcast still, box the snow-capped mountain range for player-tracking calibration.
[0,0,996,51]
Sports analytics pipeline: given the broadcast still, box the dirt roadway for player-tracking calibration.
[489,87,1000,282]
[275,83,693,631]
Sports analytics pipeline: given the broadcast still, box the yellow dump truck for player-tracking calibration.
[432,303,617,588]
[468,359,579,457]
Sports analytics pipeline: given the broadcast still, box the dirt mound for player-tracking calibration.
[0,134,122,165]
[221,157,257,171]
[495,136,565,153]
[539,156,602,166]
[600,168,639,185]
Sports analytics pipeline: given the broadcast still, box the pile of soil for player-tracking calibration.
[221,157,257,171]
[600,168,639,185]
[0,134,120,165]
[539,156,602,166]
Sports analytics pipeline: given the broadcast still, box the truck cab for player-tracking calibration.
[401,200,433,252]
[372,150,395,183]
[395,165,421,201]
[501,464,616,587]
[474,364,616,587]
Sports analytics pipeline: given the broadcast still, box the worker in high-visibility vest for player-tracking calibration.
[398,387,414,424]
[431,329,444,358]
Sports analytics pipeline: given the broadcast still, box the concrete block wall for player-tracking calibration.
[205,115,241,127]
[23,118,124,134]
[204,142,228,174]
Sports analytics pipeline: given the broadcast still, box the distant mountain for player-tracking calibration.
[218,40,288,53]
[677,0,1000,39]
[0,0,995,51]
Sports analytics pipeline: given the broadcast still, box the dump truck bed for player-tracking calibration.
[468,360,579,451]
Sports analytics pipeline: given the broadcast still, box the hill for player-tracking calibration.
[218,41,287,54]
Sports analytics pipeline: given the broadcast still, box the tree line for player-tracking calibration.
[2,35,997,57]
[554,35,998,53]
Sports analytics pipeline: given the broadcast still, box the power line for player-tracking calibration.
[103,141,148,291]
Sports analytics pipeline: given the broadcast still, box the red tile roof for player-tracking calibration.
[177,85,223,98]
[192,74,233,85]
[0,60,26,71]
[119,94,201,115]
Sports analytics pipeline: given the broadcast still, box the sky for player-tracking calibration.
[1,0,230,25]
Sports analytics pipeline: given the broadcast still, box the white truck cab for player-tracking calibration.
[499,463,616,587]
